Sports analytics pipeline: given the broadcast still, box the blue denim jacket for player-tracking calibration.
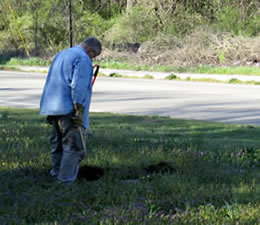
[40,45,93,128]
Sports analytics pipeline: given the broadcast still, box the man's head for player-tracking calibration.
[81,37,102,60]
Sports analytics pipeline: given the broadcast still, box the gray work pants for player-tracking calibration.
[47,114,86,184]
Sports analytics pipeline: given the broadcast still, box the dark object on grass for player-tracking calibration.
[77,165,104,181]
[144,162,177,175]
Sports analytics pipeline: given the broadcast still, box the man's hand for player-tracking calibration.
[72,104,84,127]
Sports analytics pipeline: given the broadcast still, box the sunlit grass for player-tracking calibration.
[189,65,260,76]
[0,107,259,224]
[98,61,260,75]
[6,57,51,67]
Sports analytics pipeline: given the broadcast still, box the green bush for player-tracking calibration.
[160,4,205,37]
[215,6,260,36]
[0,12,34,53]
[104,6,159,45]
[74,12,116,43]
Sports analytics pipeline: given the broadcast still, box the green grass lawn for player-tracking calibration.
[0,108,259,224]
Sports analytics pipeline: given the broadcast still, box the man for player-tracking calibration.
[40,37,102,184]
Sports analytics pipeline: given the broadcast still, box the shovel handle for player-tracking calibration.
[92,65,100,87]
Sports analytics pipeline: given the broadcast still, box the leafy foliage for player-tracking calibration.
[0,0,259,56]
[104,6,159,45]
[215,5,260,36]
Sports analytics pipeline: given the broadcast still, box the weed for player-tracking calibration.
[165,74,179,80]
[109,72,123,77]
[229,78,242,84]
[142,74,154,79]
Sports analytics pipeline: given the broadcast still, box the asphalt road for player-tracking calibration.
[1,70,260,126]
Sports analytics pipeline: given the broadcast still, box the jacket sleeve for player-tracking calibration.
[70,58,93,106]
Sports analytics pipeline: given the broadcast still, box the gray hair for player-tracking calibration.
[81,37,102,56]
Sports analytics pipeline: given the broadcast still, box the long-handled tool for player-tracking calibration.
[79,126,86,151]
[79,64,100,150]
[92,65,100,87]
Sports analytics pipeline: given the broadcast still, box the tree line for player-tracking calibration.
[0,0,259,57]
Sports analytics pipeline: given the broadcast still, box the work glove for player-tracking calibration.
[71,104,84,127]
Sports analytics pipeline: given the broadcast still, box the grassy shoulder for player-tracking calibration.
[98,61,260,76]
[0,56,259,75]
[0,107,259,224]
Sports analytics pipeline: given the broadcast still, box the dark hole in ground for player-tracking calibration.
[77,162,176,181]
[144,162,177,175]
[77,165,105,181]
